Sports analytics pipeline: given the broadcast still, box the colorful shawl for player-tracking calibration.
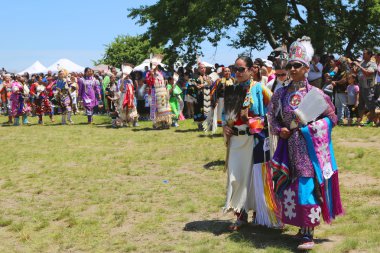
[270,138,291,196]
[249,82,272,116]
[300,117,344,223]
[122,82,135,109]
[167,84,182,119]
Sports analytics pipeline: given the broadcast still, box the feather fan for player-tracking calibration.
[224,84,248,127]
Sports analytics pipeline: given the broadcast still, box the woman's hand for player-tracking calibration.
[223,125,233,137]
[279,127,291,139]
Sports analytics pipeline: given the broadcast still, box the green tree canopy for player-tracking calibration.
[95,35,164,68]
[128,0,380,64]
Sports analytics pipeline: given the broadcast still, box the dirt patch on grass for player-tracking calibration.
[315,235,345,252]
[341,171,379,188]
[336,137,380,149]
[338,141,380,149]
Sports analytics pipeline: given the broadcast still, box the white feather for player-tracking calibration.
[294,88,328,125]
[299,36,314,63]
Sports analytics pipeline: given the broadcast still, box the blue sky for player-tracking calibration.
[0,0,271,72]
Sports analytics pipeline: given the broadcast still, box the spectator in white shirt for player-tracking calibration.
[308,55,323,89]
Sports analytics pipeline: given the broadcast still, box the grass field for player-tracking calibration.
[0,115,379,253]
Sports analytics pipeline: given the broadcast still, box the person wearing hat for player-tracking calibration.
[78,67,101,124]
[268,37,343,250]
[266,59,289,93]
[263,59,275,83]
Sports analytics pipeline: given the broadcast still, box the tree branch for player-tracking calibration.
[290,0,306,24]
[251,1,278,49]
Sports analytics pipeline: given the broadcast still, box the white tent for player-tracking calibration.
[92,64,110,72]
[183,61,215,70]
[200,61,214,68]
[18,61,48,75]
[47,58,85,73]
[133,59,167,72]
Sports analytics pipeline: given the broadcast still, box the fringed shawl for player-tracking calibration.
[300,117,344,223]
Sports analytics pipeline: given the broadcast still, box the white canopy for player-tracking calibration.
[47,58,85,73]
[184,61,215,70]
[92,64,110,72]
[199,61,214,68]
[18,61,48,75]
[133,59,167,72]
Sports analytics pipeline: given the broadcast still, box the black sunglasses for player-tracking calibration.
[234,66,248,73]
[275,73,287,77]
[285,62,304,70]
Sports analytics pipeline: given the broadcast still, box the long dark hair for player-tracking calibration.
[236,56,253,68]
[84,67,93,76]
[236,56,256,80]
[253,58,264,81]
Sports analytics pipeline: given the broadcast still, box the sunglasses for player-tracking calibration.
[275,73,287,77]
[285,62,304,70]
[234,66,248,73]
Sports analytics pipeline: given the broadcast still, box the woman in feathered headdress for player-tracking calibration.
[267,37,344,250]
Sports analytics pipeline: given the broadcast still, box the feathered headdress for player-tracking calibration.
[121,63,134,78]
[224,84,248,127]
[151,54,164,68]
[288,36,314,67]
[58,67,69,77]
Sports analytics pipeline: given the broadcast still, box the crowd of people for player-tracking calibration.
[0,38,379,251]
[1,48,379,129]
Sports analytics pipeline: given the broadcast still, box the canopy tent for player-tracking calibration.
[17,61,48,75]
[183,61,215,70]
[92,64,110,72]
[47,58,85,73]
[133,59,167,72]
[199,61,214,68]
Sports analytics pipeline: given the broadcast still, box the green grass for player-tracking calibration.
[0,115,379,252]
